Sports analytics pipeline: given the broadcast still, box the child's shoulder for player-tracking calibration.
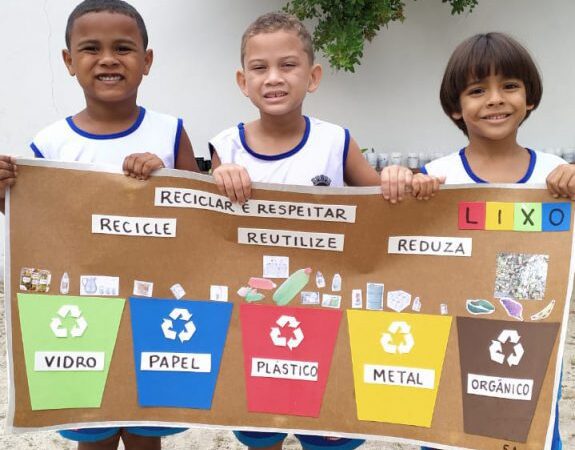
[307,116,346,133]
[531,149,566,166]
[34,117,71,139]
[211,124,239,143]
[31,117,75,155]
[529,149,568,182]
[141,108,181,127]
[423,150,463,174]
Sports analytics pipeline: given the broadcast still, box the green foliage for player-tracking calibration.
[284,0,479,72]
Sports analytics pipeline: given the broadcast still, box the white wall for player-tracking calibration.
[1,0,575,273]
[2,0,574,158]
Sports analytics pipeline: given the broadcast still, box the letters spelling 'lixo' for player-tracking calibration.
[458,202,571,232]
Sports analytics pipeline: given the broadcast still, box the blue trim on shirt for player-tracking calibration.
[420,166,428,174]
[459,147,536,184]
[343,128,350,171]
[459,148,487,183]
[30,143,45,158]
[173,118,183,165]
[238,116,311,161]
[517,149,536,183]
[65,107,146,140]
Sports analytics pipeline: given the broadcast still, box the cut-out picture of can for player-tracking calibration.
[366,283,384,310]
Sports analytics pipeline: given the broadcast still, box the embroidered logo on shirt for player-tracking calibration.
[311,175,332,186]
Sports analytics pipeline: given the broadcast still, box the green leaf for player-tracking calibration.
[284,0,480,72]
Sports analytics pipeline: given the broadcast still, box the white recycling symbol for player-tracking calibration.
[50,305,88,338]
[380,321,414,354]
[162,308,196,343]
[270,315,304,350]
[489,329,524,367]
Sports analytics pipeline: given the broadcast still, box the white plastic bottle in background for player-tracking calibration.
[60,272,70,295]
[418,152,429,167]
[390,152,402,166]
[563,148,575,163]
[407,152,419,169]
[365,149,377,169]
[376,153,389,171]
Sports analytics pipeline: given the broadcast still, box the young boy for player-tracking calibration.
[383,32,572,450]
[210,11,441,450]
[210,12,441,205]
[0,1,199,449]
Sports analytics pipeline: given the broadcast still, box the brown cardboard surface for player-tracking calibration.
[6,161,573,450]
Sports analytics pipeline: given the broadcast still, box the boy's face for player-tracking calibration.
[237,30,321,118]
[62,11,153,107]
[452,72,534,142]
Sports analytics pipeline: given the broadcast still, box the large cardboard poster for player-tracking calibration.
[5,159,574,450]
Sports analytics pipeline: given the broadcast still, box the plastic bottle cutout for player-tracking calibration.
[248,277,277,290]
[245,290,265,303]
[60,272,70,295]
[273,268,312,306]
[315,271,325,288]
[331,273,342,292]
[237,286,251,297]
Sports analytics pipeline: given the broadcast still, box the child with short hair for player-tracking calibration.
[383,32,571,450]
[0,0,198,449]
[210,11,441,450]
[210,12,441,204]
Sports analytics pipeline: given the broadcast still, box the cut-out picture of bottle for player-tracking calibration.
[60,272,70,295]
[331,273,342,292]
[315,271,325,288]
[273,268,311,306]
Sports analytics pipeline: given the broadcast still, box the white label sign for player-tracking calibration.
[238,228,344,252]
[155,188,356,223]
[35,352,105,371]
[251,357,319,381]
[388,236,472,257]
[141,352,211,372]
[467,373,533,400]
[92,215,176,238]
[364,364,435,389]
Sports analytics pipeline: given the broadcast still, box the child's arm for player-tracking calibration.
[0,155,18,213]
[546,164,575,200]
[122,129,200,179]
[381,165,445,204]
[174,129,200,172]
[343,139,381,187]
[211,151,252,204]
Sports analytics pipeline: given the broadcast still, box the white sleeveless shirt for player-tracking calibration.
[210,116,349,187]
[31,107,182,169]
[422,148,566,184]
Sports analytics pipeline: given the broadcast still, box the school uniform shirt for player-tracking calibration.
[421,148,566,184]
[30,107,183,169]
[209,116,350,187]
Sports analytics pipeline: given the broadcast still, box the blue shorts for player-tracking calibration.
[59,426,186,443]
[233,431,364,450]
